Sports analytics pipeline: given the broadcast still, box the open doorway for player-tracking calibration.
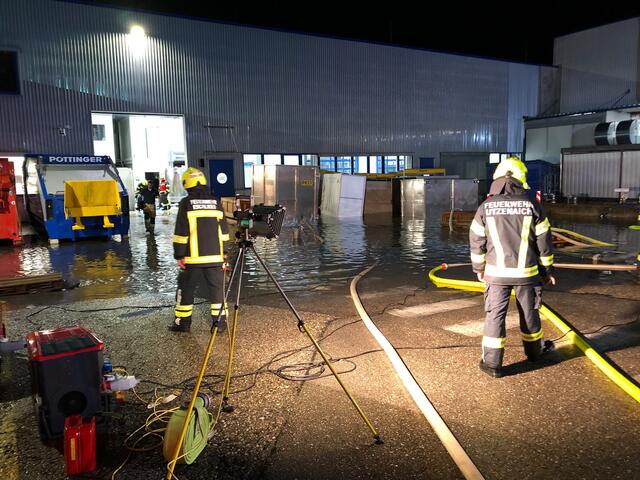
[91,113,188,208]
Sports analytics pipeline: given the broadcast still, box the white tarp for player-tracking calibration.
[321,173,366,218]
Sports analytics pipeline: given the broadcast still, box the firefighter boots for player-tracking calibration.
[168,317,191,333]
[479,360,503,378]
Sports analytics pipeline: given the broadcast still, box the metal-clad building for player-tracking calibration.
[554,18,640,113]
[0,0,546,190]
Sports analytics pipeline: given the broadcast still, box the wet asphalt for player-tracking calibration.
[0,212,639,480]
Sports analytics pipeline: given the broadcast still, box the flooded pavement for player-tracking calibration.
[0,206,639,480]
[1,206,637,308]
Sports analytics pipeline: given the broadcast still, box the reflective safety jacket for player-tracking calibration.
[469,179,554,285]
[173,187,230,267]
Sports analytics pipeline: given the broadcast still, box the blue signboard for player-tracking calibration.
[37,154,113,165]
[208,159,235,197]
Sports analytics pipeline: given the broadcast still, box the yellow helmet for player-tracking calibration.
[493,156,529,189]
[182,167,207,189]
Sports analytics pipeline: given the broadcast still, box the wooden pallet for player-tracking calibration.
[0,273,66,296]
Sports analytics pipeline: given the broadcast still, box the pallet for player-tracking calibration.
[0,273,66,296]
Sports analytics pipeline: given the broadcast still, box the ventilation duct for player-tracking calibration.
[594,120,640,146]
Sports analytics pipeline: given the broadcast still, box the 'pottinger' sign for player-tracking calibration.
[40,155,112,164]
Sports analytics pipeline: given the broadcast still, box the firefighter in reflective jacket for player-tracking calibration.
[169,167,230,332]
[469,156,556,377]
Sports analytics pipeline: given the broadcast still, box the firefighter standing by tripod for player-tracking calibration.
[170,167,230,332]
[469,156,556,378]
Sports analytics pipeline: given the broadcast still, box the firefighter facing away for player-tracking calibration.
[469,156,556,378]
[170,167,231,332]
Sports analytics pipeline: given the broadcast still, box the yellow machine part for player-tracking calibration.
[64,180,121,230]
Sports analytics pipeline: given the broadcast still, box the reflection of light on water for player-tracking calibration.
[0,213,634,304]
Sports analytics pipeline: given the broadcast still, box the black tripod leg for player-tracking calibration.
[222,246,246,412]
[250,246,382,444]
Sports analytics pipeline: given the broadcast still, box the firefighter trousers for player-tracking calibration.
[143,203,156,232]
[482,283,544,368]
[174,266,227,327]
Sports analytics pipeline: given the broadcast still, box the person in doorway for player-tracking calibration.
[170,167,231,332]
[135,181,146,213]
[159,177,171,211]
[469,156,555,378]
[139,180,159,234]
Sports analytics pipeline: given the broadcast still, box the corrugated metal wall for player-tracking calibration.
[562,150,640,198]
[554,18,640,113]
[0,0,542,187]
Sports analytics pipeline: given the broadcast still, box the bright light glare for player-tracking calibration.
[127,25,147,56]
[130,25,145,38]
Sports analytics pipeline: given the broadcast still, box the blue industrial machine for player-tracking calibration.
[23,154,130,241]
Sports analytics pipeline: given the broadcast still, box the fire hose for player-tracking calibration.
[428,263,640,404]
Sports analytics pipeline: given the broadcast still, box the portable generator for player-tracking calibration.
[26,326,104,439]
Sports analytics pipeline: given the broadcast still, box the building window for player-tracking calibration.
[355,156,368,174]
[319,156,335,171]
[0,51,20,95]
[384,156,398,173]
[243,154,261,188]
[302,154,318,166]
[263,154,281,165]
[92,124,106,141]
[283,155,300,165]
[336,156,352,174]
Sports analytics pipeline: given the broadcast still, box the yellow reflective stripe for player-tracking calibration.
[220,233,230,242]
[187,215,199,257]
[185,254,225,264]
[470,252,486,264]
[175,310,192,318]
[185,210,223,257]
[486,217,505,269]
[187,210,223,220]
[470,219,486,237]
[517,216,533,269]
[482,336,506,349]
[173,235,189,244]
[535,218,551,236]
[485,264,539,278]
[218,226,225,253]
[175,305,193,312]
[540,255,554,267]
[521,329,544,342]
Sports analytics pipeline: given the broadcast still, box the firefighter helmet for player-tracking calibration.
[493,156,529,189]
[182,167,207,189]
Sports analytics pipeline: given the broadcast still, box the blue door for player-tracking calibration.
[208,159,235,197]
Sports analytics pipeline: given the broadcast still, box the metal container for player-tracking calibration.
[560,150,640,200]
[400,176,479,217]
[252,165,318,225]
[487,159,559,195]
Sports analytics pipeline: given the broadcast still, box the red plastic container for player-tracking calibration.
[64,415,96,475]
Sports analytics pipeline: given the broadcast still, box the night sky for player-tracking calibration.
[83,1,640,65]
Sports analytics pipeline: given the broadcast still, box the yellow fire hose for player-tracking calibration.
[551,227,614,247]
[428,263,640,405]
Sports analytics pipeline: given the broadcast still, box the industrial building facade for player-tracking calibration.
[1,0,547,195]
[524,17,640,200]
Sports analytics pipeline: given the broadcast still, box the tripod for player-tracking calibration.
[167,228,382,479]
